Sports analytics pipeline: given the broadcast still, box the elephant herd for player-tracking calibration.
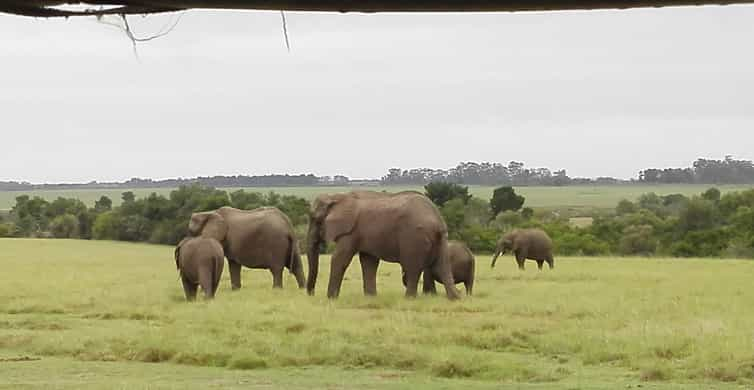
[174,190,555,301]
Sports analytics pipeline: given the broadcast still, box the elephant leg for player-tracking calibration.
[537,260,544,270]
[431,259,461,300]
[402,263,422,298]
[228,259,242,290]
[198,268,215,299]
[422,267,437,295]
[515,251,526,270]
[358,252,379,296]
[546,255,554,269]
[181,276,198,301]
[291,252,306,289]
[270,266,284,289]
[464,280,473,296]
[327,241,357,299]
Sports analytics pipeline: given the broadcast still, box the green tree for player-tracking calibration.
[424,182,471,207]
[616,199,638,216]
[440,199,466,237]
[92,211,120,240]
[702,187,721,203]
[94,196,113,213]
[489,186,525,217]
[50,214,80,238]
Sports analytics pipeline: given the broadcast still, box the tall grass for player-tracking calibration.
[1,238,753,386]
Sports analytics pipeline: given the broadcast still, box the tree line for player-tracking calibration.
[1,183,753,259]
[639,156,754,184]
[2,156,751,192]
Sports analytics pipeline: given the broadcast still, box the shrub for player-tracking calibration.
[616,199,638,215]
[92,211,121,240]
[0,223,12,237]
[49,214,80,239]
[619,225,658,256]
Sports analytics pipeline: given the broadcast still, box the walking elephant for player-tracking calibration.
[174,236,224,300]
[188,206,305,290]
[306,191,461,300]
[491,228,554,270]
[403,240,475,295]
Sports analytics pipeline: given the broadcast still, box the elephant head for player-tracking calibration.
[306,193,357,295]
[188,211,229,243]
[491,231,516,268]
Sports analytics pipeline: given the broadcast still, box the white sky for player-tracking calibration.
[1,5,753,183]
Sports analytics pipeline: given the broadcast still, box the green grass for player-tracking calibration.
[1,184,751,211]
[1,239,753,389]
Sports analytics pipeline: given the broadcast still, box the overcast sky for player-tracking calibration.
[1,5,753,183]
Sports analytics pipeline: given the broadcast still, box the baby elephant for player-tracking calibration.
[403,240,476,295]
[175,237,225,300]
[491,228,554,271]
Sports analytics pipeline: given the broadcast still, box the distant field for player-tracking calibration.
[0,184,751,211]
[1,239,753,389]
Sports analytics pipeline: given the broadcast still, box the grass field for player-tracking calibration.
[1,239,754,389]
[1,184,751,211]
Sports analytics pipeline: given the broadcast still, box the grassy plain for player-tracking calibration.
[1,239,753,389]
[0,184,751,211]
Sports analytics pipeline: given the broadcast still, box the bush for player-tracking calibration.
[0,223,13,237]
[670,229,729,257]
[619,225,658,256]
[556,232,609,256]
[616,199,638,215]
[493,211,524,231]
[92,211,121,240]
[49,214,80,239]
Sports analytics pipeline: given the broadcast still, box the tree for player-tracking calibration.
[440,199,466,237]
[424,182,471,207]
[702,187,721,203]
[94,196,113,212]
[616,199,638,216]
[92,211,120,240]
[50,214,80,238]
[490,186,525,217]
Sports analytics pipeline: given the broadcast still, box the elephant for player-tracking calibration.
[491,228,554,270]
[403,240,476,295]
[306,191,461,300]
[188,206,305,290]
[174,236,224,300]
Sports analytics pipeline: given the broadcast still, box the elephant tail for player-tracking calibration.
[287,236,301,274]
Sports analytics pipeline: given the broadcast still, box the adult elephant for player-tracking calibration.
[188,206,305,289]
[491,228,554,270]
[306,191,461,300]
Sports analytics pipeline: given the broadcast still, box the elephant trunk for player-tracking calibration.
[491,250,501,268]
[306,223,321,296]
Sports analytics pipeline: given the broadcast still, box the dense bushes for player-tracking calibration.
[427,183,754,258]
[6,185,311,246]
[4,183,754,259]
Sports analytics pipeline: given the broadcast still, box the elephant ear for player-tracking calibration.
[175,237,191,270]
[323,195,358,242]
[200,212,228,242]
